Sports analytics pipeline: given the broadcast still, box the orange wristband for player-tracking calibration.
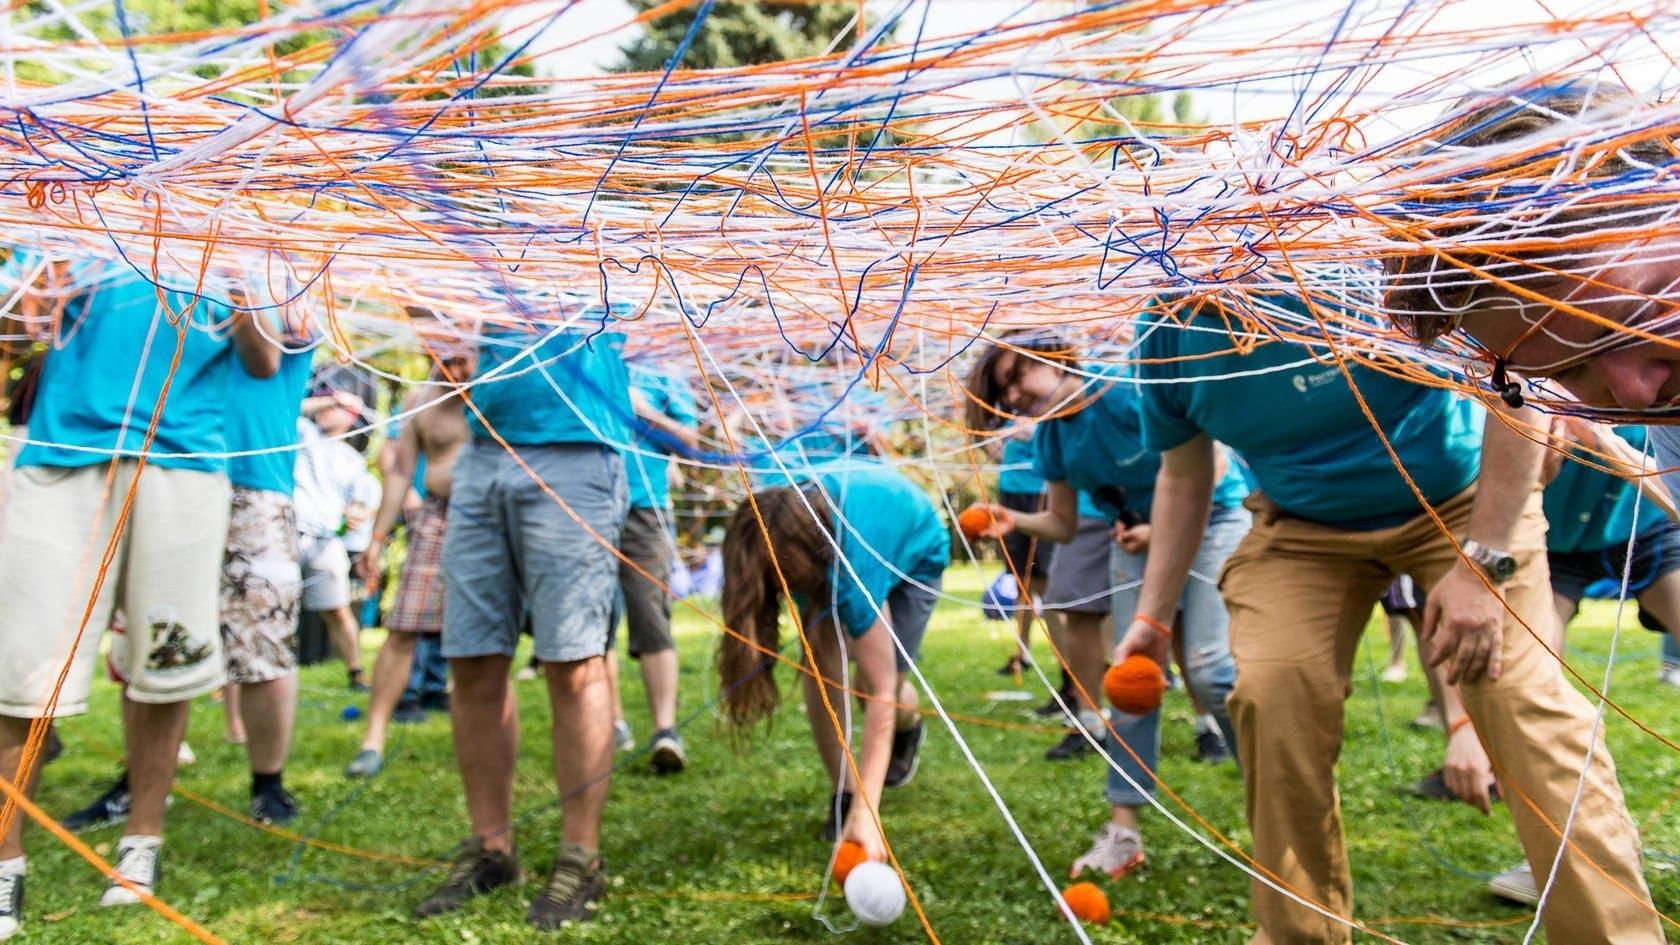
[1447,715,1474,737]
[1135,613,1173,639]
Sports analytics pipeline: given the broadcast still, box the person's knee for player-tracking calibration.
[1228,661,1338,726]
[1182,644,1236,712]
[544,655,609,693]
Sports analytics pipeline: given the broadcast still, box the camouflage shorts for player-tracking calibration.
[221,488,302,684]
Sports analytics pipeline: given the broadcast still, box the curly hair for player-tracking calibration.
[1383,79,1674,344]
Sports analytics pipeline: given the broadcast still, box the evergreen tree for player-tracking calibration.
[614,1,860,72]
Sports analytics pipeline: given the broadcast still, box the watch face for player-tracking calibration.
[1493,555,1518,582]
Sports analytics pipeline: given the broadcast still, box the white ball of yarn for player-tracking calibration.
[843,861,905,927]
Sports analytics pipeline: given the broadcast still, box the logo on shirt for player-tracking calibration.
[1291,368,1340,395]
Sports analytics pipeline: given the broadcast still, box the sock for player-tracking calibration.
[1194,714,1217,735]
[0,856,24,878]
[1057,668,1072,692]
[348,668,364,683]
[251,771,283,795]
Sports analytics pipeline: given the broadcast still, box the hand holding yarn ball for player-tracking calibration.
[957,504,1012,541]
[844,861,906,927]
[1104,654,1167,716]
[1061,881,1111,924]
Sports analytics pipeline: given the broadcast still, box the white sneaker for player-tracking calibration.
[100,837,161,907]
[1070,823,1145,880]
[0,869,23,938]
[1488,862,1538,906]
[1660,666,1680,690]
[613,720,635,753]
[1381,663,1408,683]
[515,666,538,682]
[177,741,196,767]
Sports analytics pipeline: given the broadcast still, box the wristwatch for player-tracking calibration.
[1461,539,1518,584]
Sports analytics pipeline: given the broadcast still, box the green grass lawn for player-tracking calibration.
[26,568,1680,944]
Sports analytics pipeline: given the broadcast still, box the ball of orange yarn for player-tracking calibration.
[832,841,868,886]
[1104,654,1167,716]
[957,505,1002,541]
[1061,881,1110,924]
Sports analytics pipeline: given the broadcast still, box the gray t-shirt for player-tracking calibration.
[1649,426,1680,497]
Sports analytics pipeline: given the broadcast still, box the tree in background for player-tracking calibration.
[614,1,861,72]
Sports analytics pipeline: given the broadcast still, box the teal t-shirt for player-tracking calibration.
[226,347,314,494]
[1544,427,1670,554]
[1134,299,1484,530]
[624,365,699,511]
[1031,365,1248,523]
[997,437,1044,496]
[466,327,630,447]
[17,261,240,474]
[808,461,950,638]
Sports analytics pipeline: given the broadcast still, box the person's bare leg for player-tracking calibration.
[223,685,246,743]
[0,716,43,859]
[1062,611,1107,715]
[323,606,364,675]
[545,657,613,851]
[449,656,518,853]
[605,650,623,727]
[1551,593,1578,654]
[124,698,191,838]
[360,633,419,754]
[802,633,849,789]
[638,649,679,731]
[1632,570,1680,658]
[240,675,298,773]
[1383,614,1410,681]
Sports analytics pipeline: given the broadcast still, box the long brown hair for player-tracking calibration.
[718,485,835,730]
[962,330,1080,434]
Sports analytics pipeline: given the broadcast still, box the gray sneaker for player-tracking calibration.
[613,720,634,753]
[0,870,22,939]
[649,729,686,774]
[414,837,521,919]
[1488,862,1538,905]
[344,749,384,779]
[100,837,161,907]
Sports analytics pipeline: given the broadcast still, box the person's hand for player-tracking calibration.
[843,806,888,862]
[1443,721,1495,815]
[331,390,365,415]
[356,537,383,591]
[960,502,1016,539]
[1114,617,1172,668]
[1115,522,1151,554]
[344,503,371,531]
[1422,562,1506,685]
[629,386,657,421]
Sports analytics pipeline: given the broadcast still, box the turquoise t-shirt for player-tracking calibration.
[226,347,314,494]
[1031,365,1248,523]
[808,461,950,638]
[466,327,630,447]
[1544,427,1670,554]
[1135,299,1484,530]
[624,365,699,511]
[997,437,1044,496]
[17,261,240,474]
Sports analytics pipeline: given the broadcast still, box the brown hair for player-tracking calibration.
[1384,79,1674,343]
[717,486,836,730]
[962,330,1081,433]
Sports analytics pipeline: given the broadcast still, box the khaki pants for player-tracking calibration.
[1220,487,1660,945]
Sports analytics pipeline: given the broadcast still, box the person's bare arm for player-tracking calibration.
[989,480,1078,544]
[1424,403,1545,685]
[358,418,419,586]
[1114,434,1217,666]
[230,306,280,379]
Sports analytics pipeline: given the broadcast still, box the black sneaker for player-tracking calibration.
[884,721,925,788]
[525,843,606,929]
[821,791,854,841]
[392,701,428,724]
[348,671,369,694]
[1195,729,1231,765]
[62,776,131,832]
[251,784,300,826]
[995,658,1031,676]
[419,691,451,713]
[414,837,522,919]
[1045,731,1095,761]
[1034,687,1074,719]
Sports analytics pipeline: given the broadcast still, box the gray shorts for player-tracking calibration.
[618,506,675,657]
[299,534,352,612]
[1043,516,1116,615]
[811,577,941,672]
[443,440,627,663]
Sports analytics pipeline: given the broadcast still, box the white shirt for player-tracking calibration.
[292,419,368,539]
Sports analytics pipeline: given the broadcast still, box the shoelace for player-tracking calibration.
[114,844,158,888]
[539,862,586,906]
[445,847,491,887]
[0,874,19,914]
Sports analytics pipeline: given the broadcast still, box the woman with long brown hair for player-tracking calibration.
[718,460,949,862]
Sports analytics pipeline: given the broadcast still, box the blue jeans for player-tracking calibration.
[1102,505,1250,807]
[403,633,448,702]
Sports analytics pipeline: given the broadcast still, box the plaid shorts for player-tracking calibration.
[387,495,448,634]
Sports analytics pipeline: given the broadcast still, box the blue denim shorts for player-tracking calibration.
[1549,518,1680,610]
[443,440,627,662]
